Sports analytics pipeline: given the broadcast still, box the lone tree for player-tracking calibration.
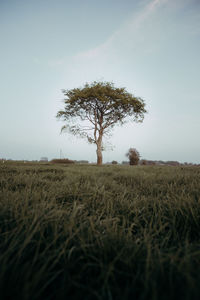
[126,148,140,165]
[57,81,146,165]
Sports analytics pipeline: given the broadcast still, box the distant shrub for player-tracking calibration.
[140,159,147,165]
[126,148,140,165]
[50,158,75,164]
[112,160,118,165]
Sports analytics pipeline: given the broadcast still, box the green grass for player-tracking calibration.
[0,162,200,300]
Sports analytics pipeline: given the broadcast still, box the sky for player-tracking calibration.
[0,0,200,163]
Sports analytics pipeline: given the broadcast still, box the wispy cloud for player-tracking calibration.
[130,0,167,27]
[74,0,167,61]
[45,0,167,68]
[50,0,198,90]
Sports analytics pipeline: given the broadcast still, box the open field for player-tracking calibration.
[0,162,200,300]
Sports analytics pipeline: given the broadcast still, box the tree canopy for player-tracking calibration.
[57,81,147,165]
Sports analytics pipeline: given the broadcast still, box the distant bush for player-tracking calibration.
[140,159,147,165]
[50,158,75,164]
[126,148,140,165]
[112,160,118,165]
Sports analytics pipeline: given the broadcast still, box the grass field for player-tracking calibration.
[0,162,200,300]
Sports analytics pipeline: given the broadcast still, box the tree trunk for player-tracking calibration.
[96,136,103,165]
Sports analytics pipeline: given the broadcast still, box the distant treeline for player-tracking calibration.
[122,160,199,166]
[0,158,199,166]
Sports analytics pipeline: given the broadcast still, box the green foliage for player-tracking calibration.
[0,162,200,299]
[57,81,146,165]
[57,81,146,139]
[112,160,118,164]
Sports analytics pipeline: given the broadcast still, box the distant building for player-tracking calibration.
[76,160,89,164]
[40,157,48,162]
[165,161,180,166]
[122,161,129,165]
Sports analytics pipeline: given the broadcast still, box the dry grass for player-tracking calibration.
[0,162,200,299]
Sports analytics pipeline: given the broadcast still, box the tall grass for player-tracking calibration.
[0,162,200,299]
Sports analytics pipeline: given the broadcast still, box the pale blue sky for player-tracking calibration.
[0,0,200,163]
